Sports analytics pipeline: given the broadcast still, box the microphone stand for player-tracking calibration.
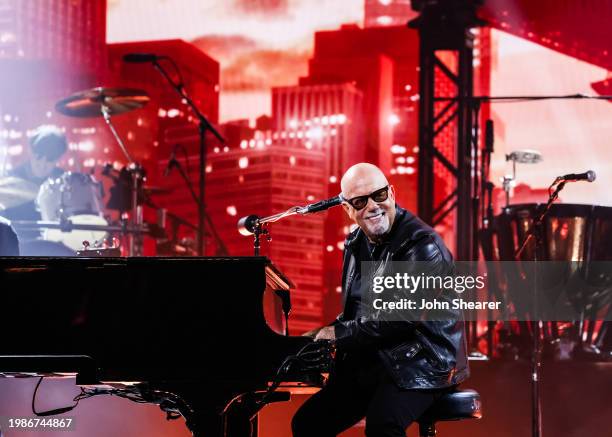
[515,178,567,437]
[238,200,336,256]
[151,58,226,256]
[169,156,228,256]
[515,180,566,259]
[239,207,301,256]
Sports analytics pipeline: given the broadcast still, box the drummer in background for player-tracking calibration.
[0,125,67,240]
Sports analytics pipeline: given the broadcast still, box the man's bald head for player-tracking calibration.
[341,163,389,199]
[340,163,396,243]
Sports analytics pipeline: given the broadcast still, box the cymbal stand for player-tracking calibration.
[101,105,144,256]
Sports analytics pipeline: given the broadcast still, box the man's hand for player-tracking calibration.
[314,326,336,341]
[302,327,322,338]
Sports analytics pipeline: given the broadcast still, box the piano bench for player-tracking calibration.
[418,389,482,437]
[0,355,98,384]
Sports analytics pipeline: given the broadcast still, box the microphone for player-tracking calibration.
[237,215,260,236]
[123,53,160,63]
[163,150,177,177]
[297,195,342,214]
[556,170,596,183]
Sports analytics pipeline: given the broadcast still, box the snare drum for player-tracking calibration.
[37,171,108,250]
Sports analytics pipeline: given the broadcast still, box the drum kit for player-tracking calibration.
[0,87,174,256]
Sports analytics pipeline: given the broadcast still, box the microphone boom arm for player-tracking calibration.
[238,197,341,256]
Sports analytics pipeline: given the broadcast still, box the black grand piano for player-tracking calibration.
[0,256,328,436]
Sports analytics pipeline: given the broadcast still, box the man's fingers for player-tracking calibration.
[314,327,336,341]
[302,327,321,338]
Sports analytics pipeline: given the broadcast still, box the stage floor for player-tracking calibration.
[0,360,610,437]
[260,360,612,437]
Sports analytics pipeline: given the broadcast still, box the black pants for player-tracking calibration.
[292,355,449,437]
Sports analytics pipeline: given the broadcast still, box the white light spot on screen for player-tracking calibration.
[376,15,393,25]
[226,205,237,216]
[391,144,406,154]
[78,140,94,152]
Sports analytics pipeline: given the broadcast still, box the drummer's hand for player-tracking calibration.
[302,327,322,338]
[314,326,336,341]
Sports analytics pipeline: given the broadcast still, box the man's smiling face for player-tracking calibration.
[341,163,396,243]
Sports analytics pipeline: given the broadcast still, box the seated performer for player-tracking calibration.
[293,163,469,437]
[0,125,67,241]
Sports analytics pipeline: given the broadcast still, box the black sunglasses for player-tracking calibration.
[341,185,390,210]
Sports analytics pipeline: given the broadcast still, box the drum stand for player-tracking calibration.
[101,105,145,256]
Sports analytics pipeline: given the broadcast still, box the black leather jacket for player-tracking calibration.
[333,206,469,389]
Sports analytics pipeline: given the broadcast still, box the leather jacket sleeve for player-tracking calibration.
[334,234,454,349]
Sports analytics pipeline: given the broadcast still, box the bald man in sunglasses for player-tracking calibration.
[293,163,469,437]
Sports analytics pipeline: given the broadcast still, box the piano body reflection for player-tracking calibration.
[0,256,326,436]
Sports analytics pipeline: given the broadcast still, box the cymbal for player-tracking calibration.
[0,176,39,210]
[55,87,150,118]
[506,149,543,164]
